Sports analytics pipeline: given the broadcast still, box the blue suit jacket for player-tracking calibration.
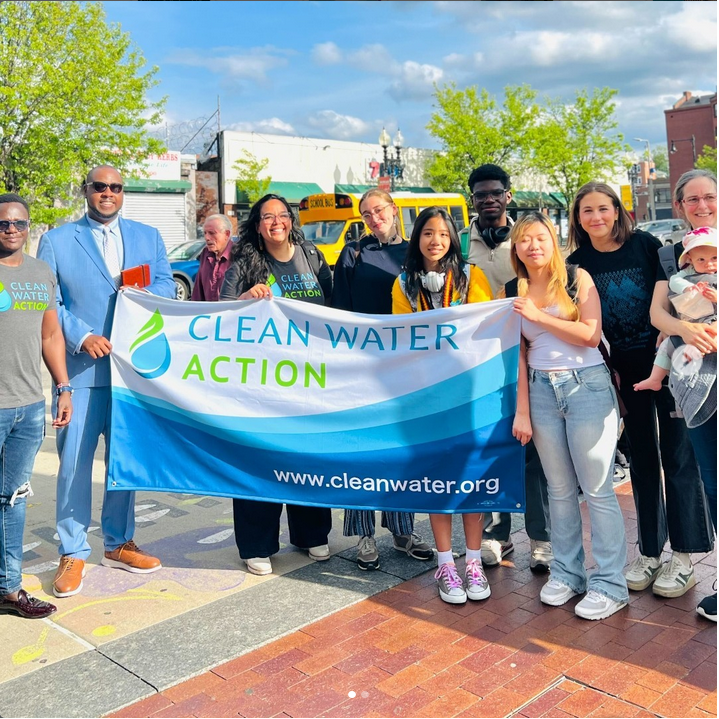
[37,215,176,388]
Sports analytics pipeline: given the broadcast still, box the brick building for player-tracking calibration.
[664,91,717,214]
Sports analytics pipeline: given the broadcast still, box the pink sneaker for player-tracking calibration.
[434,562,466,604]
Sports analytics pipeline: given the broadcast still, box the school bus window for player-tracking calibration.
[301,220,346,246]
[402,207,417,238]
[450,205,466,231]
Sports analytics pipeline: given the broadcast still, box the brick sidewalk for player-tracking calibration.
[109,486,717,719]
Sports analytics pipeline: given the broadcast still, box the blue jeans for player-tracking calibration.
[0,400,45,594]
[688,413,717,532]
[529,365,628,603]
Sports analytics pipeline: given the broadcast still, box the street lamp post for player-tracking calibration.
[670,135,697,163]
[634,137,655,221]
[378,127,405,192]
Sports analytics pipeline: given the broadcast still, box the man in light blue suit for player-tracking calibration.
[38,165,176,598]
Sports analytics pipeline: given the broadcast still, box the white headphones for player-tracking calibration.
[420,271,446,293]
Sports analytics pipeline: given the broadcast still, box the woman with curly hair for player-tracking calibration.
[220,194,333,576]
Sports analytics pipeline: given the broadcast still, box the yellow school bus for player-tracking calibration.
[298,192,469,267]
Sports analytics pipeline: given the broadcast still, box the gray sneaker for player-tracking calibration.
[357,535,379,570]
[465,559,491,601]
[392,533,433,560]
[435,562,466,604]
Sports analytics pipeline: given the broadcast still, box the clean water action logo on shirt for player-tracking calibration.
[130,309,171,379]
[0,281,11,312]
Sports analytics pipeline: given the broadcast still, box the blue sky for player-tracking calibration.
[105,1,717,154]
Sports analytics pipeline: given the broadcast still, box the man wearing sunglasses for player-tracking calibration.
[466,163,554,576]
[0,193,72,619]
[37,165,175,599]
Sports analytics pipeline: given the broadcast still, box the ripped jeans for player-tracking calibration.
[0,400,45,594]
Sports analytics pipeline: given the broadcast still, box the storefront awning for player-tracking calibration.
[334,184,436,194]
[235,182,324,204]
[124,179,192,194]
[509,191,565,209]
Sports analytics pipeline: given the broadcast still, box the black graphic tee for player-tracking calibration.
[567,230,661,354]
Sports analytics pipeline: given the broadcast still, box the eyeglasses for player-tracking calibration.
[85,181,124,194]
[260,212,292,224]
[360,204,391,222]
[0,219,30,232]
[683,194,717,207]
[472,189,506,203]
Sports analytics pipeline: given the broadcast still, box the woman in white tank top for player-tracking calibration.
[505,212,628,621]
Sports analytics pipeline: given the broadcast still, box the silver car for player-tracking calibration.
[637,219,688,245]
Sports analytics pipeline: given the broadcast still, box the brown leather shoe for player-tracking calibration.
[0,589,57,619]
[53,556,86,598]
[101,541,162,574]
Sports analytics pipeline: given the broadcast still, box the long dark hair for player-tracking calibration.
[403,206,467,301]
[568,182,634,251]
[230,194,305,288]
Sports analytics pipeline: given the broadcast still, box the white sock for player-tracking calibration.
[437,550,454,566]
[465,548,482,563]
[673,551,692,567]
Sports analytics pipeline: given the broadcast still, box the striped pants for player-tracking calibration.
[343,509,415,537]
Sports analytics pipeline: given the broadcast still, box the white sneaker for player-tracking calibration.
[653,552,695,598]
[575,590,627,620]
[529,540,553,573]
[308,544,330,561]
[625,555,663,591]
[540,577,579,606]
[480,539,514,567]
[246,557,272,576]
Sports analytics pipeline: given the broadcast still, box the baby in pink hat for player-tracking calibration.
[634,226,717,392]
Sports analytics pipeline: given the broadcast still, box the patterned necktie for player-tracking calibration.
[103,225,121,286]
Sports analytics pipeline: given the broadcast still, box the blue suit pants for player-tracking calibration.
[54,387,135,558]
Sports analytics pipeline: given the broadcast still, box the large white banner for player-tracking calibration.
[108,290,525,513]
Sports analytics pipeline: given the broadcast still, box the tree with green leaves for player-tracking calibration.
[0,1,165,226]
[652,145,669,174]
[233,151,272,204]
[531,88,630,210]
[426,84,540,196]
[696,146,717,174]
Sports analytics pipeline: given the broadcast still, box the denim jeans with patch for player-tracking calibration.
[0,400,45,594]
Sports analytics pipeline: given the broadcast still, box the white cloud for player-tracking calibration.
[167,47,289,82]
[347,44,399,74]
[226,118,296,135]
[306,110,370,140]
[389,61,444,101]
[663,3,717,52]
[312,41,343,65]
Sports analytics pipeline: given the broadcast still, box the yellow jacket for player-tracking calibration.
[391,264,493,313]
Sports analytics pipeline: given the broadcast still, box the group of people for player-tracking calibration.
[0,162,715,628]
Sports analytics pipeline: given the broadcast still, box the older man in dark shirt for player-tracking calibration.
[191,214,234,301]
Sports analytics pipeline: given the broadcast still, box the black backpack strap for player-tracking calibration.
[658,244,679,281]
[506,262,578,301]
[299,240,322,277]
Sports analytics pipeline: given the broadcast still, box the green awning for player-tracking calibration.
[124,179,192,194]
[235,181,324,204]
[334,184,436,194]
[509,191,564,209]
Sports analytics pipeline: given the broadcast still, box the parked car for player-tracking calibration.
[637,218,688,245]
[168,240,205,300]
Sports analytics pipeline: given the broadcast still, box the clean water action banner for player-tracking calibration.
[109,290,525,513]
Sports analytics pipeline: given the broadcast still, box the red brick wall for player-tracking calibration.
[665,99,718,216]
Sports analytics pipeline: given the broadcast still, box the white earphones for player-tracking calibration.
[421,272,446,293]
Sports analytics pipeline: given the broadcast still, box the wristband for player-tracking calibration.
[56,385,74,396]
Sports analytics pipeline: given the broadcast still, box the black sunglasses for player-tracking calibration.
[85,181,124,194]
[0,219,30,232]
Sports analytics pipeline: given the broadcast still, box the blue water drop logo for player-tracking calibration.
[0,281,11,312]
[129,309,171,379]
[267,274,283,297]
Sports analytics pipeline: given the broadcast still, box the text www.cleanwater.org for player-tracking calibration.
[273,469,499,495]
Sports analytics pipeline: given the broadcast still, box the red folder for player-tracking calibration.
[121,264,151,288]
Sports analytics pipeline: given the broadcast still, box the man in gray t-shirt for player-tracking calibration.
[0,193,72,620]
